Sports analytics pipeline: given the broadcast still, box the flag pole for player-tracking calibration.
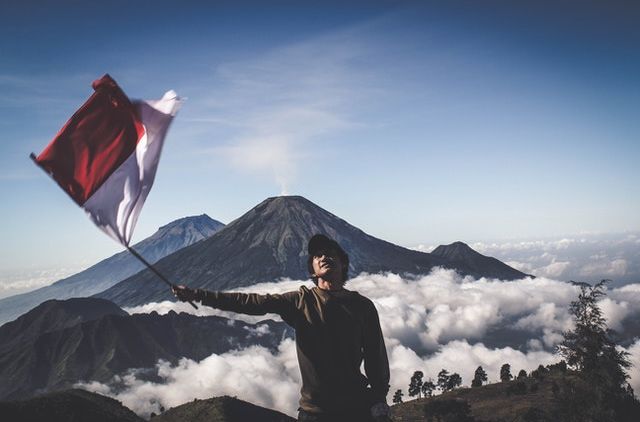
[126,246,198,310]
[32,153,198,310]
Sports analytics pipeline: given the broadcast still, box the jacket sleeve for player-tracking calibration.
[363,299,390,404]
[196,289,300,324]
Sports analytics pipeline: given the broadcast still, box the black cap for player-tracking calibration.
[308,234,346,258]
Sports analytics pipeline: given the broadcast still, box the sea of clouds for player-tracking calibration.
[77,269,640,417]
[0,266,83,299]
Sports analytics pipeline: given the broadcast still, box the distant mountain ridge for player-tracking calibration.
[96,196,528,307]
[0,297,126,348]
[0,214,224,326]
[431,241,533,280]
[0,298,290,400]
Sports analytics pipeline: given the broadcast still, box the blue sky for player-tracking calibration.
[1,0,639,272]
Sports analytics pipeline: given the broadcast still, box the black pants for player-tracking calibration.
[297,408,373,422]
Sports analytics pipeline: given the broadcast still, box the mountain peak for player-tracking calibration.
[264,194,307,201]
[432,241,476,259]
[225,195,345,248]
[152,214,224,240]
[253,195,321,215]
[432,242,529,280]
[156,214,219,231]
[151,395,295,422]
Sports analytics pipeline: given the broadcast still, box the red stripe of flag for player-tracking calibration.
[33,74,145,205]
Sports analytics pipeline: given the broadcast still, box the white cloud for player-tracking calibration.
[627,339,640,395]
[610,283,640,303]
[598,298,631,332]
[580,258,628,278]
[387,340,559,393]
[77,337,563,418]
[410,244,436,253]
[514,302,571,333]
[505,260,534,273]
[243,323,271,337]
[197,29,373,194]
[78,339,301,418]
[538,261,571,278]
[465,232,640,285]
[349,270,580,351]
[88,272,640,416]
[0,266,84,299]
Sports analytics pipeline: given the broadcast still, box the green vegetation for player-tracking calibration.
[393,389,404,404]
[436,369,462,393]
[422,379,436,398]
[500,364,512,383]
[409,371,425,398]
[472,366,488,388]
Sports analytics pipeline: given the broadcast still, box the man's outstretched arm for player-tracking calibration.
[172,285,299,320]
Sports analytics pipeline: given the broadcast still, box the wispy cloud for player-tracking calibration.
[193,27,377,194]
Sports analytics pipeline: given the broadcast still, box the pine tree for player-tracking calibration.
[409,370,424,399]
[500,363,512,382]
[517,369,527,379]
[557,280,630,381]
[555,280,638,422]
[471,366,488,387]
[392,389,403,404]
[531,364,547,380]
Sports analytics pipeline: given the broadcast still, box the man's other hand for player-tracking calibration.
[371,402,391,422]
[172,285,197,302]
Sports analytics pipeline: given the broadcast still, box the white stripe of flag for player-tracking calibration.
[32,74,181,246]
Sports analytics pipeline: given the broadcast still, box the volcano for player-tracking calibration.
[95,196,527,307]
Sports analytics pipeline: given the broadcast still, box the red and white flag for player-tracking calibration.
[32,74,181,246]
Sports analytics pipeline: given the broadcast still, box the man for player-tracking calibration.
[172,234,391,422]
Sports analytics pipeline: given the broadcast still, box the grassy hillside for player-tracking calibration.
[392,371,578,422]
[151,395,295,422]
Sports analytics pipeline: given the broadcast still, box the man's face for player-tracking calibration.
[311,248,344,283]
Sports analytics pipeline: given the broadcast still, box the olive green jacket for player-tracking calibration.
[196,285,390,414]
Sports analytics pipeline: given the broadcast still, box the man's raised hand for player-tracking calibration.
[172,284,197,302]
